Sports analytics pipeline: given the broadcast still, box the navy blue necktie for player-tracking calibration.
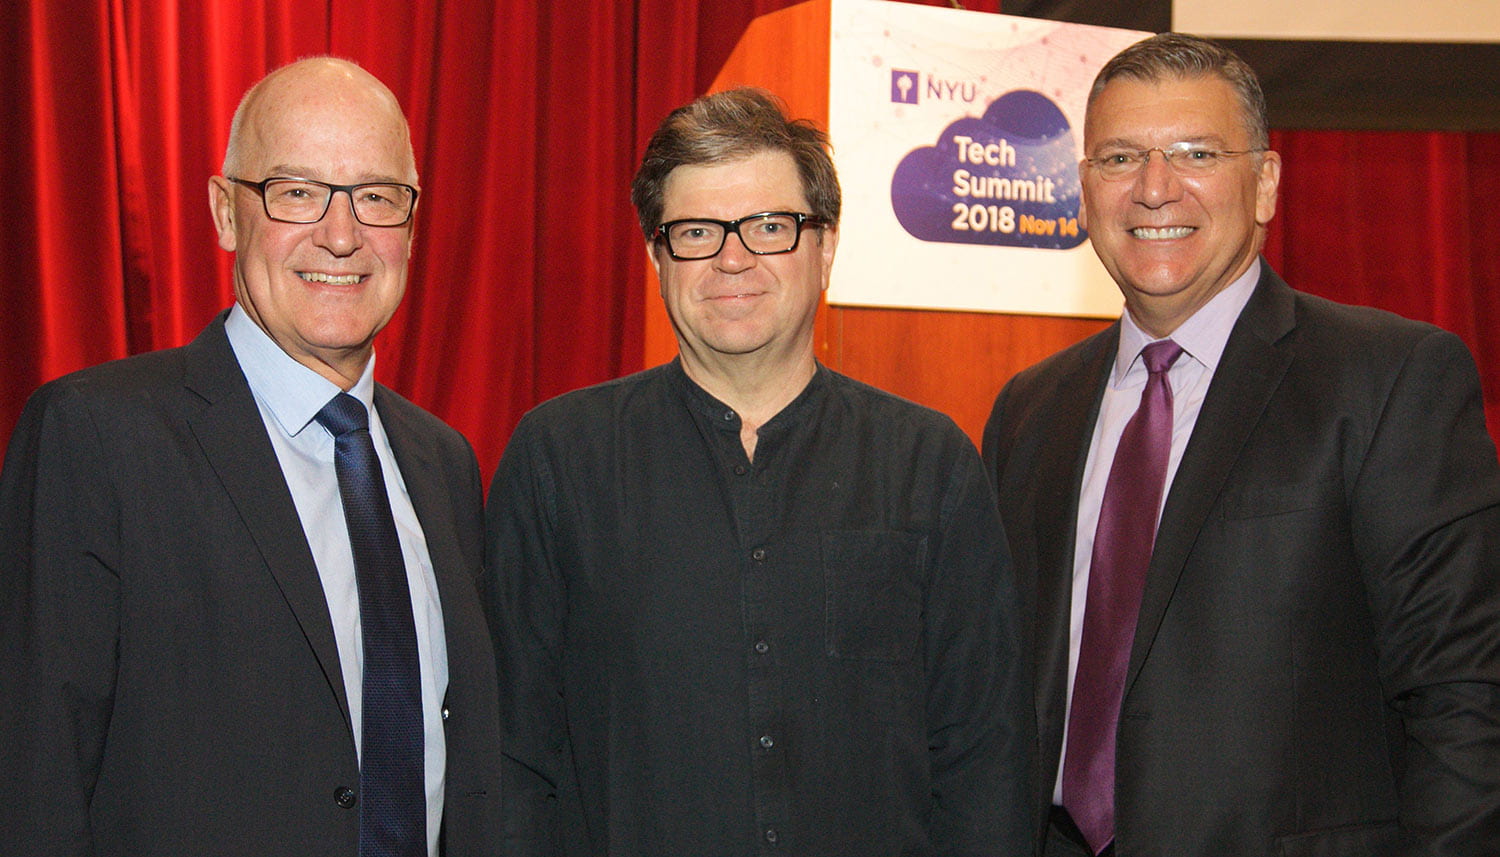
[1063,340,1183,855]
[316,393,426,857]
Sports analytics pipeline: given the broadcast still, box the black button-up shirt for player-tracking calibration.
[486,361,1031,857]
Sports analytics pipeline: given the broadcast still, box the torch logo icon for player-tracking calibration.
[891,70,918,104]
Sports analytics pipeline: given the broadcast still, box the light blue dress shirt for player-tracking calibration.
[225,305,448,856]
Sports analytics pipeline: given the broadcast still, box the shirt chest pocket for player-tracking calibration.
[822,529,926,662]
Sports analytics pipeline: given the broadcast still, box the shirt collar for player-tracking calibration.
[224,303,378,437]
[667,357,828,434]
[1114,258,1260,382]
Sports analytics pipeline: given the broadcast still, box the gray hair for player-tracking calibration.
[1089,33,1269,150]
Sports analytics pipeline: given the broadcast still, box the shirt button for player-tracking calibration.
[334,786,356,808]
[754,640,769,654]
[764,828,779,844]
[759,734,774,749]
[441,707,450,721]
[751,548,767,561]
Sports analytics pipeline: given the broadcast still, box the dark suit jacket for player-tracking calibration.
[983,265,1500,856]
[0,313,501,857]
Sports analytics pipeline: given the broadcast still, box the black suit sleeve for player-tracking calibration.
[1350,329,1500,854]
[0,382,122,857]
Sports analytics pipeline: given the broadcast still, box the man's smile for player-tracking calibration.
[297,271,363,285]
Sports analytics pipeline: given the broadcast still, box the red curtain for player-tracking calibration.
[4,0,1497,478]
[1265,130,1500,438]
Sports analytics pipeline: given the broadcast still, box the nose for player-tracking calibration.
[713,227,757,273]
[1132,149,1184,208]
[313,190,363,256]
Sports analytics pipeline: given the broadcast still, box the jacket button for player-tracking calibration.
[334,786,356,808]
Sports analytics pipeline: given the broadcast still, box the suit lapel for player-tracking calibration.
[1033,326,1119,763]
[182,315,353,731]
[376,390,449,557]
[1126,268,1298,689]
[376,388,468,650]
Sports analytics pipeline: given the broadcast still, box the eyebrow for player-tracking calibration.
[1090,134,1230,151]
[260,165,410,184]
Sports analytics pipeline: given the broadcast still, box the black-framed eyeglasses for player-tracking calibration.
[1081,142,1265,182]
[228,176,419,227]
[652,211,828,260]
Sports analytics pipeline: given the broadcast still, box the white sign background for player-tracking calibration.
[826,0,1146,317]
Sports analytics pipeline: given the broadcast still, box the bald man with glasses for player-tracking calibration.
[0,57,500,857]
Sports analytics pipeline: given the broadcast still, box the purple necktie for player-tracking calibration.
[1063,339,1183,855]
[316,393,426,857]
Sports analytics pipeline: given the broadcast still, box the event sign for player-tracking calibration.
[827,0,1146,316]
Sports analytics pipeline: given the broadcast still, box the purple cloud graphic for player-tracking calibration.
[890,90,1086,249]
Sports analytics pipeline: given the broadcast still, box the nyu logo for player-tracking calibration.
[890,69,978,105]
[891,69,919,104]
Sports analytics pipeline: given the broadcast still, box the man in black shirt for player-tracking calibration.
[486,87,1031,857]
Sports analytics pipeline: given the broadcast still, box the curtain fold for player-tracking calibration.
[4,0,1496,476]
[7,0,130,415]
[1264,129,1500,436]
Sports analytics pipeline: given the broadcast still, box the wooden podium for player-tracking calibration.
[642,0,1111,443]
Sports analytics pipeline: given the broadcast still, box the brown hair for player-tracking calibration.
[630,87,840,238]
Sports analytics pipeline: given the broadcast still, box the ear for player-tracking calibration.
[647,240,667,297]
[1077,164,1090,232]
[817,224,839,291]
[1254,149,1282,226]
[209,176,237,252]
[404,195,419,255]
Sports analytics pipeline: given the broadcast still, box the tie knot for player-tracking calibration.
[1141,339,1183,375]
[314,392,370,437]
